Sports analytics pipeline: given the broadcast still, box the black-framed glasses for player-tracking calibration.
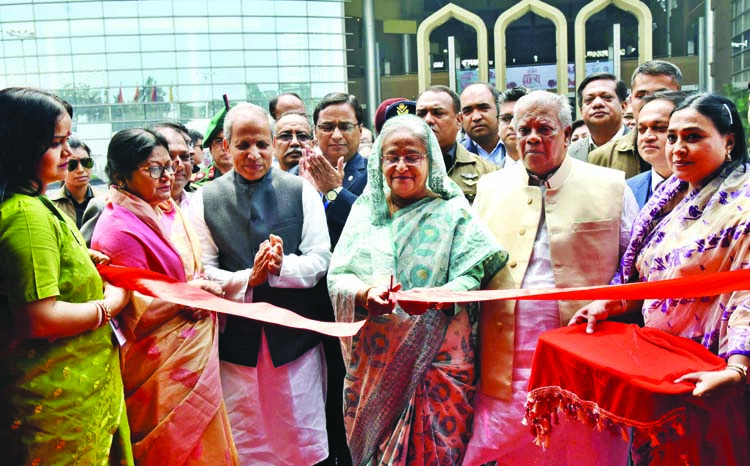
[382,154,426,166]
[276,131,311,143]
[316,122,358,134]
[67,157,94,171]
[141,164,176,179]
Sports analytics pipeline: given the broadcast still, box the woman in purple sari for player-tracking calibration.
[572,94,750,465]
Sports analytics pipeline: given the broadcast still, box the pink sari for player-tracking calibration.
[92,187,238,466]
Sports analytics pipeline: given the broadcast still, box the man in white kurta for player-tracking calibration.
[464,91,638,466]
[188,103,332,465]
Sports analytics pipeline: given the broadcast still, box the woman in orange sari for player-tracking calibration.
[92,128,238,465]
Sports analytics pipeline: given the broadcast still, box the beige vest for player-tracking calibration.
[474,156,625,399]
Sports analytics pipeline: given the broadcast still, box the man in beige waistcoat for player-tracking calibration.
[463,90,639,466]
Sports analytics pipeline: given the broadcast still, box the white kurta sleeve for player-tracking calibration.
[268,181,332,289]
[187,189,252,302]
[619,184,639,257]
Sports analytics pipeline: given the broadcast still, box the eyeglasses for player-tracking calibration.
[316,122,358,134]
[67,157,94,171]
[382,154,427,166]
[276,132,311,143]
[141,164,176,179]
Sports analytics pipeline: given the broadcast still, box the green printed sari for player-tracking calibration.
[0,194,132,466]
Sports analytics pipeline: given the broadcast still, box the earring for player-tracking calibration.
[726,152,732,162]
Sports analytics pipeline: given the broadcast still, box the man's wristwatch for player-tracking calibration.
[325,186,343,202]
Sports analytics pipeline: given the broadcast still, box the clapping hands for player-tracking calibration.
[248,234,284,287]
[298,146,344,194]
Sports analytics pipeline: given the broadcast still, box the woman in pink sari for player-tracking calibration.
[92,128,238,465]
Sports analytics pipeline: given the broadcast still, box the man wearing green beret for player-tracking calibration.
[192,107,232,187]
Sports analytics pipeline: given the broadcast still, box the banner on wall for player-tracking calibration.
[457,61,614,92]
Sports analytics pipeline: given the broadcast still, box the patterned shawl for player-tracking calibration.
[328,116,505,465]
[614,163,750,358]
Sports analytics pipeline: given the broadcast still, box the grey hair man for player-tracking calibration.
[188,102,331,465]
[464,90,638,465]
[588,60,682,178]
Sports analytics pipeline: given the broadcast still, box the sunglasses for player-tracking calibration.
[67,157,94,171]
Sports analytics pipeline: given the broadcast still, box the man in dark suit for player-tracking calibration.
[300,92,367,247]
[626,169,653,210]
[627,91,686,209]
[297,92,368,466]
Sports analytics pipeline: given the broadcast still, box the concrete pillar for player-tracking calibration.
[363,0,378,127]
[402,34,411,74]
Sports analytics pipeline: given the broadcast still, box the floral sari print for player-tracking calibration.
[329,116,507,466]
[614,163,750,466]
[615,163,750,358]
[0,194,133,466]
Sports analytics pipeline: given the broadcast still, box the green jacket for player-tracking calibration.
[449,143,497,204]
[587,131,649,179]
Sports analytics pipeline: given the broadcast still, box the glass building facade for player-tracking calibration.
[732,0,750,85]
[0,0,348,160]
[2,0,748,162]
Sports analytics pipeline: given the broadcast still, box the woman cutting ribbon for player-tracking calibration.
[328,115,506,465]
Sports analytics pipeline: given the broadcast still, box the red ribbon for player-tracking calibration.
[394,268,750,314]
[98,264,364,337]
[100,264,750,329]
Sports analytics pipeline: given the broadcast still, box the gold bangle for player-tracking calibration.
[95,300,112,328]
[727,363,749,385]
[94,302,103,329]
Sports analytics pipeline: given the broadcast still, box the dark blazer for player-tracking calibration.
[327,152,367,247]
[627,170,652,210]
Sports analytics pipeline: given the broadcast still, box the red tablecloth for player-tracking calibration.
[525,322,748,465]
